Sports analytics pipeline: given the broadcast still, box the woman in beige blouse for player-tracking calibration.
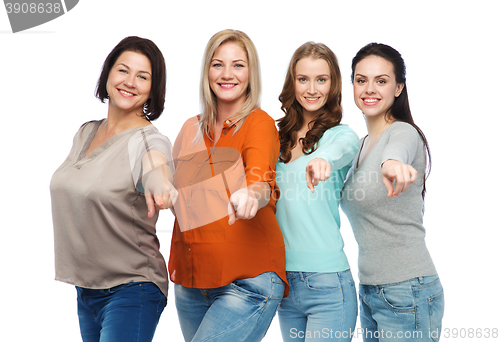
[50,36,176,342]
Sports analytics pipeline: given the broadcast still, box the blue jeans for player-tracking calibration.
[278,270,358,341]
[76,282,167,342]
[174,271,285,342]
[359,275,444,342]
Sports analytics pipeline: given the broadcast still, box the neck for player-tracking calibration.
[365,113,394,138]
[105,104,150,134]
[216,98,245,124]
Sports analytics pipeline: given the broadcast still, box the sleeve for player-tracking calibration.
[381,122,420,165]
[129,127,174,192]
[241,111,280,190]
[313,125,360,171]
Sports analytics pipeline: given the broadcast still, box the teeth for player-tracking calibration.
[306,97,319,101]
[220,84,236,88]
[119,89,134,96]
[364,98,379,103]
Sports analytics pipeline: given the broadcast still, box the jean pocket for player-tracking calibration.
[429,288,444,342]
[380,282,416,313]
[231,272,278,305]
[305,272,342,293]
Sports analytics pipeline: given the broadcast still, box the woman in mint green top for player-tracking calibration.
[275,42,359,342]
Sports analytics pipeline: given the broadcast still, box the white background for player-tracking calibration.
[1,1,498,341]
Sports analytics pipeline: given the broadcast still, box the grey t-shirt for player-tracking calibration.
[341,121,437,285]
[50,120,173,296]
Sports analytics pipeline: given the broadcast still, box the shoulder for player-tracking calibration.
[176,115,201,137]
[385,121,420,142]
[180,115,201,129]
[79,119,101,130]
[389,121,419,136]
[322,124,359,141]
[245,108,275,125]
[324,124,357,136]
[241,108,277,133]
[76,120,101,137]
[140,125,172,145]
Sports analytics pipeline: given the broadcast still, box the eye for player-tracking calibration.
[355,78,365,84]
[298,77,307,83]
[235,63,245,68]
[119,69,128,74]
[138,75,148,81]
[318,78,327,83]
[377,79,387,84]
[212,63,222,68]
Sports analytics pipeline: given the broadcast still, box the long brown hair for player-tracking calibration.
[278,42,342,163]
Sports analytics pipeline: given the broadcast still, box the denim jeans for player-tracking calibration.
[76,282,167,342]
[174,271,285,342]
[359,275,444,342]
[278,270,358,341]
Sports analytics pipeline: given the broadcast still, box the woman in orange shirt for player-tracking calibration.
[168,29,288,342]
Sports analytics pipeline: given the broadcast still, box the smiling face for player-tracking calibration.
[208,42,249,108]
[294,57,331,118]
[106,50,152,115]
[353,55,404,120]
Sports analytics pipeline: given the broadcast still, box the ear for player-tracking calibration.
[395,83,405,97]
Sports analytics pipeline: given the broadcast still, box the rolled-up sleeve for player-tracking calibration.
[241,114,280,189]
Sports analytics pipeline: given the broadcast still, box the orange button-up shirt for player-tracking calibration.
[168,109,288,295]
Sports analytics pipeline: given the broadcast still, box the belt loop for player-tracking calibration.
[418,276,424,284]
[299,272,305,282]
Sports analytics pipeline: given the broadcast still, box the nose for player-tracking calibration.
[123,74,136,88]
[365,81,376,94]
[221,66,233,80]
[307,82,317,94]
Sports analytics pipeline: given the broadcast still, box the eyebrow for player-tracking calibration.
[355,73,391,78]
[296,74,330,78]
[211,58,247,63]
[117,63,152,76]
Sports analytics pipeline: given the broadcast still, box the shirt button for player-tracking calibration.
[225,120,230,125]
[188,226,191,229]
[188,248,191,252]
[187,204,190,207]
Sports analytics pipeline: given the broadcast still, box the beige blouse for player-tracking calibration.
[50,120,173,296]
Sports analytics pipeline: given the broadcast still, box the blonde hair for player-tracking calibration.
[198,29,261,139]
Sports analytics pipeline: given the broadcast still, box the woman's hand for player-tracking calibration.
[143,164,178,218]
[305,158,331,193]
[141,151,177,217]
[381,159,418,198]
[145,175,179,218]
[227,182,271,225]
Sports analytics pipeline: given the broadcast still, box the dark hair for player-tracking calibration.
[95,36,166,121]
[351,43,431,199]
[278,42,342,164]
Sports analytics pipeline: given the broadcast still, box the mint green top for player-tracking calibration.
[275,125,359,272]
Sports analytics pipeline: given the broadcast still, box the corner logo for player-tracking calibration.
[4,0,79,33]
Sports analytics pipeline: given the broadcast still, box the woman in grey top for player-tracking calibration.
[50,36,176,342]
[341,43,444,342]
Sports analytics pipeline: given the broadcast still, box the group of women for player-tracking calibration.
[50,30,444,342]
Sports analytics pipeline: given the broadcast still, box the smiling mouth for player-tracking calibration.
[362,98,380,104]
[119,89,136,96]
[219,83,237,88]
[305,97,320,102]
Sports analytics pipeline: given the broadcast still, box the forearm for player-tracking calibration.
[248,181,271,210]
